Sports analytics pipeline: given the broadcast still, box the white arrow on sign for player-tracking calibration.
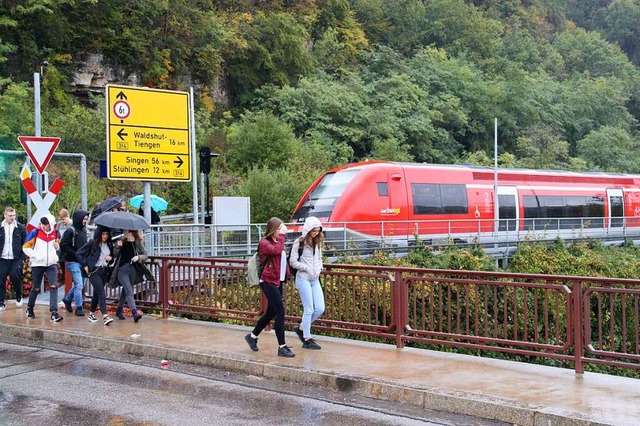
[18,136,61,174]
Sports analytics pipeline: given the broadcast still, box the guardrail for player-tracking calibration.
[101,256,640,374]
[142,217,640,261]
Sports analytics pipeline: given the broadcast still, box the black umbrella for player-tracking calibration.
[91,195,126,219]
[94,211,151,230]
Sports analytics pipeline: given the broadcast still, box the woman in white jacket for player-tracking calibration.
[289,216,325,350]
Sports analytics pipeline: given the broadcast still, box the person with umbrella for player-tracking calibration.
[94,211,153,322]
[107,227,153,323]
[138,201,160,225]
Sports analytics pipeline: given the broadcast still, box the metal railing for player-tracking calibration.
[101,256,640,373]
[142,216,640,260]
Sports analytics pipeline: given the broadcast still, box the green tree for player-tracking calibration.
[226,111,301,174]
[0,82,35,143]
[552,28,638,81]
[225,12,314,105]
[47,99,105,161]
[514,126,573,169]
[231,166,310,223]
[597,0,640,66]
[577,126,640,173]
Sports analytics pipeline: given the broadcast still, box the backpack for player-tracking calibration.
[247,250,270,287]
[288,238,306,278]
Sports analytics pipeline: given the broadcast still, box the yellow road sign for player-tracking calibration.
[106,85,191,181]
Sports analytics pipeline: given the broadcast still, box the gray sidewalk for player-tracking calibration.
[0,303,638,425]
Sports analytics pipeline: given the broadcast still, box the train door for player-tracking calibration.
[606,188,624,228]
[497,186,518,231]
[384,168,410,235]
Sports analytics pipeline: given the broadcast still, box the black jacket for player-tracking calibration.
[76,237,114,278]
[59,209,89,263]
[0,221,27,260]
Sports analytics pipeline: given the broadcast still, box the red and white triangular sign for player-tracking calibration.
[18,136,61,174]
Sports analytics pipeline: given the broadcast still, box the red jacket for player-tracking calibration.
[258,235,290,286]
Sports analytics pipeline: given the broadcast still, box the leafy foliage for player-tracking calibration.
[0,0,639,220]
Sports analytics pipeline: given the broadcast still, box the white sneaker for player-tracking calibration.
[0,304,5,311]
[15,299,23,307]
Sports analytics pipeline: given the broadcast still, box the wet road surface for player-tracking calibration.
[0,338,505,425]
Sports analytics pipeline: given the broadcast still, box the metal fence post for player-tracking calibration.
[574,282,584,374]
[392,270,407,348]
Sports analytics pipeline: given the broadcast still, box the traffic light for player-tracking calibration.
[199,147,211,174]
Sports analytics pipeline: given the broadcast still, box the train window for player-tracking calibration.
[441,185,468,214]
[412,183,467,215]
[523,195,604,230]
[290,169,359,223]
[377,182,389,196]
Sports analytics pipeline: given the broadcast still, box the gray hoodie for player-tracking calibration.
[289,216,323,281]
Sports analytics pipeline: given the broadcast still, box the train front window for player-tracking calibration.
[291,169,359,222]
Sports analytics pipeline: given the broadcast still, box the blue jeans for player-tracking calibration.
[295,276,325,339]
[63,262,84,308]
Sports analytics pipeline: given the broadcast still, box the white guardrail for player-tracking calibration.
[145,216,640,261]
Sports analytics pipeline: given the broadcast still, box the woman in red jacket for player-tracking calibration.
[244,217,294,357]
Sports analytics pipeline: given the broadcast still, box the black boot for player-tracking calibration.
[75,307,84,316]
[116,307,125,320]
[132,309,142,323]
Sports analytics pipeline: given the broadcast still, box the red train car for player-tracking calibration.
[290,161,640,248]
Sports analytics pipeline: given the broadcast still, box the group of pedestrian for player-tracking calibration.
[245,215,325,358]
[0,205,150,325]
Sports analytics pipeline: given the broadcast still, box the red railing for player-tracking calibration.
[112,256,640,373]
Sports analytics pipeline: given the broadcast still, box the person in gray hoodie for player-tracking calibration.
[289,216,325,350]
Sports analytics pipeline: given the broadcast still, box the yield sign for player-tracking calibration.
[18,136,61,174]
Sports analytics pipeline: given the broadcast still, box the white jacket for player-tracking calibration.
[289,216,323,281]
[22,215,59,267]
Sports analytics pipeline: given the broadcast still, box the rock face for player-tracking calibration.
[70,52,229,107]
[71,53,139,92]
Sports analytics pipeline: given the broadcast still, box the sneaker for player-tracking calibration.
[103,315,114,326]
[277,345,295,358]
[302,338,322,350]
[15,299,22,307]
[244,334,259,352]
[293,325,304,343]
[50,311,63,322]
[87,313,98,323]
[0,303,5,311]
[62,298,72,313]
[26,307,35,319]
[75,307,84,317]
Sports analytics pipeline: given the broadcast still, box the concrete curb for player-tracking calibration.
[0,323,609,426]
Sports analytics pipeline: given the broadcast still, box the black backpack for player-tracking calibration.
[288,238,308,278]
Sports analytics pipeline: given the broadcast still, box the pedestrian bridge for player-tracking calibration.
[95,255,640,376]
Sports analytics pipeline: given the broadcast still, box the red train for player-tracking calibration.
[290,161,640,248]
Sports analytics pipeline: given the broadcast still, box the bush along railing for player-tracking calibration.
[112,256,640,374]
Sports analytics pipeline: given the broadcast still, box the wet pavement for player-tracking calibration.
[0,302,639,425]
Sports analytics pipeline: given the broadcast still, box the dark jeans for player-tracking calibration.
[252,282,286,345]
[28,264,59,312]
[0,258,24,304]
[89,267,109,315]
